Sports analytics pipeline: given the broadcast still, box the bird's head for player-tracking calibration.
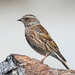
[17,14,40,27]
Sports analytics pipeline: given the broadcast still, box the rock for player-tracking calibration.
[0,54,75,75]
[0,54,25,75]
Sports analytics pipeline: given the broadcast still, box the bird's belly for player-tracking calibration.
[25,35,46,56]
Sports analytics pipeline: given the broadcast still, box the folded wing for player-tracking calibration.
[34,25,67,62]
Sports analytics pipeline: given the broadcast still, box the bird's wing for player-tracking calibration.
[34,25,66,62]
[34,25,59,51]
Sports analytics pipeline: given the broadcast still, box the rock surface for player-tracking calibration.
[0,54,25,75]
[0,54,75,75]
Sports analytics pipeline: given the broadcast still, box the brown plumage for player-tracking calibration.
[18,14,69,69]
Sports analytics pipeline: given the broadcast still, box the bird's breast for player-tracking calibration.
[25,28,47,56]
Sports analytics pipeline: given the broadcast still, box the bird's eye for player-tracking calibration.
[25,18,29,20]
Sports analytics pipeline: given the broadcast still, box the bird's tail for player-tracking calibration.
[52,54,70,69]
[58,57,70,69]
[57,51,67,62]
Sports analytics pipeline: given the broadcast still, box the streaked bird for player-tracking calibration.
[18,14,69,69]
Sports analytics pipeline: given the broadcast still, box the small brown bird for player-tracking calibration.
[18,14,69,69]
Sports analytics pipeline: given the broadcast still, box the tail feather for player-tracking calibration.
[57,51,67,62]
[58,57,70,69]
[52,53,70,69]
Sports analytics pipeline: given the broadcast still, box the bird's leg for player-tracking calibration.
[41,52,49,63]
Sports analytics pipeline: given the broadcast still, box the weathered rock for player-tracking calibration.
[0,54,75,75]
[0,54,25,75]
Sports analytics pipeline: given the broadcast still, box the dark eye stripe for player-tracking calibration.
[25,18,29,20]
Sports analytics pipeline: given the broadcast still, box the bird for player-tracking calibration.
[17,14,69,69]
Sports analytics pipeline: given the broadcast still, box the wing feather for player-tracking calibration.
[34,25,66,62]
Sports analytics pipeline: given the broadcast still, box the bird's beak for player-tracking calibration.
[17,19,22,21]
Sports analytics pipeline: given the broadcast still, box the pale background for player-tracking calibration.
[0,0,75,69]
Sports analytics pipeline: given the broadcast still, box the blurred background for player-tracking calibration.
[0,0,75,69]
